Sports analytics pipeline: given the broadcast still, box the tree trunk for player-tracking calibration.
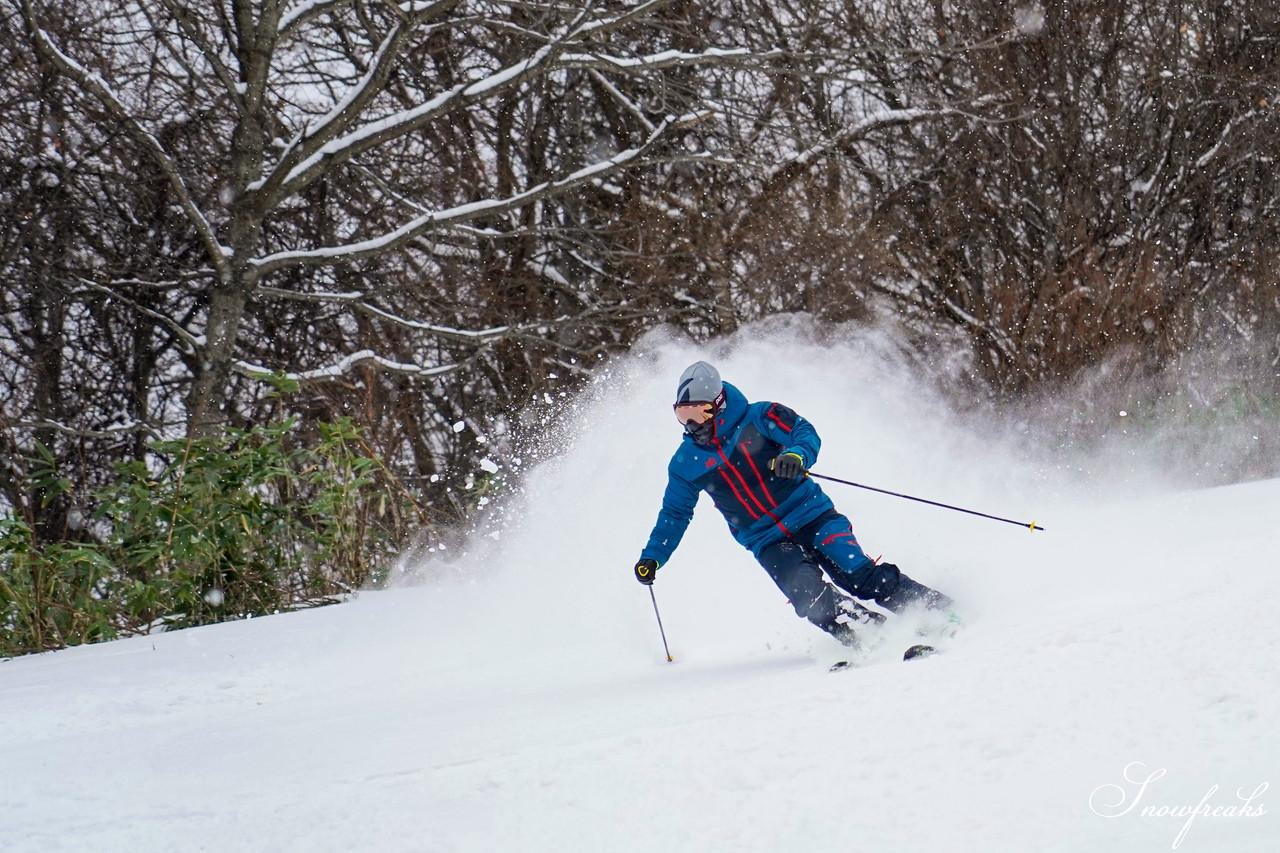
[187,281,250,438]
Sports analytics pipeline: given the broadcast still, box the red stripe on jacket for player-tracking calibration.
[716,444,788,532]
[715,468,761,521]
[766,405,793,432]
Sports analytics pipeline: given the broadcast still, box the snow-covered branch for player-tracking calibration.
[236,350,462,383]
[18,0,231,283]
[557,46,773,71]
[587,69,657,132]
[259,0,690,204]
[271,21,417,172]
[762,107,943,184]
[575,0,675,37]
[261,39,561,201]
[73,279,202,351]
[155,0,241,105]
[278,0,356,40]
[1195,110,1257,170]
[255,285,513,343]
[268,0,465,196]
[253,114,693,273]
[12,419,158,439]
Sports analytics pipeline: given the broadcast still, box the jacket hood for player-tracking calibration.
[719,381,749,428]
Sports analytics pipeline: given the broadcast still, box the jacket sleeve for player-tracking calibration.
[760,403,821,468]
[639,463,700,566]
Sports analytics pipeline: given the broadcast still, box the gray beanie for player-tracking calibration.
[675,361,723,406]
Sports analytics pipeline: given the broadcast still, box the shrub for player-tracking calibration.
[1,418,420,657]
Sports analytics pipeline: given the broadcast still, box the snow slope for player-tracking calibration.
[2,331,1276,853]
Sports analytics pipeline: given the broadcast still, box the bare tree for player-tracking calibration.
[854,0,1280,393]
[9,0,1276,543]
[11,0,769,437]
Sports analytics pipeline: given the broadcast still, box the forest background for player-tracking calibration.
[3,0,1278,656]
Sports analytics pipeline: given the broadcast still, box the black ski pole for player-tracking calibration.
[807,471,1045,532]
[648,585,674,662]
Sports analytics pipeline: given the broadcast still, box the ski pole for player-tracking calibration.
[648,585,674,662]
[807,471,1045,532]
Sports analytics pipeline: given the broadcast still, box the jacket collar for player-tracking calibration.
[684,381,748,448]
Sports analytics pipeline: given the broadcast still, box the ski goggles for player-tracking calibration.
[674,402,715,425]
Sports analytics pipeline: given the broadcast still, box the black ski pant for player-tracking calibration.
[755,510,929,633]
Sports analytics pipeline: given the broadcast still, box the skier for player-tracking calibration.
[632,361,954,648]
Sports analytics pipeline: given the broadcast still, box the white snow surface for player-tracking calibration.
[2,332,1277,852]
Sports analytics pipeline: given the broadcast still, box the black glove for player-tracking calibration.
[634,558,659,585]
[771,452,806,479]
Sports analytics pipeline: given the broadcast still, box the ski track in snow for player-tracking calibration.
[2,334,1276,852]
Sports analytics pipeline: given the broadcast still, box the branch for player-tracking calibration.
[74,278,202,351]
[587,68,656,133]
[258,0,678,202]
[252,286,652,357]
[156,0,242,106]
[18,0,232,283]
[278,0,356,40]
[268,0,465,193]
[761,107,941,186]
[236,350,462,383]
[12,419,160,440]
[730,104,968,239]
[260,39,560,201]
[557,46,780,72]
[254,285,512,343]
[252,114,698,273]
[575,0,674,37]
[1195,109,1257,170]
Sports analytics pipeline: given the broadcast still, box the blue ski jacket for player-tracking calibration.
[640,382,836,565]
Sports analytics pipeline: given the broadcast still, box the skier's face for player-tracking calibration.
[674,402,714,427]
[675,403,717,444]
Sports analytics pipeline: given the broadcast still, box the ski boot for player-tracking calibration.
[875,568,954,614]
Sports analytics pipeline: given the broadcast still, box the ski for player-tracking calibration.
[903,644,937,661]
[827,606,961,672]
[828,643,938,672]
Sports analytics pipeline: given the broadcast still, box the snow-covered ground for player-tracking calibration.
[2,332,1276,852]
